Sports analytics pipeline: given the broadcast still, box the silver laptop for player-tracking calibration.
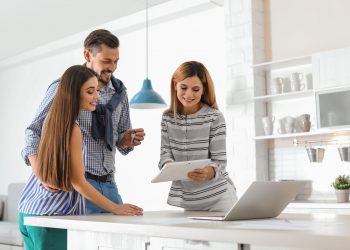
[189,180,306,221]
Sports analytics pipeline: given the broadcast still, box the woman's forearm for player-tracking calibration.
[71,178,117,213]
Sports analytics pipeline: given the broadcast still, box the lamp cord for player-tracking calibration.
[146,0,149,79]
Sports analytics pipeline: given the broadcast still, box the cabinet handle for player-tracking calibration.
[144,241,150,250]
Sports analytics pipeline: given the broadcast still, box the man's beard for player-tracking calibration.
[97,71,112,85]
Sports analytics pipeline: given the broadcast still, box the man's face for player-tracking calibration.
[84,44,119,84]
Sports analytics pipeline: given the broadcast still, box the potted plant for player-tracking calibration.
[331,175,350,203]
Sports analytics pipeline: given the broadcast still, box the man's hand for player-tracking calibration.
[42,182,60,192]
[121,128,145,148]
[29,155,60,192]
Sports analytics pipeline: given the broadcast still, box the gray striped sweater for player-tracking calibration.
[159,104,235,210]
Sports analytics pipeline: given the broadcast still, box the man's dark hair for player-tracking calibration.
[84,29,120,53]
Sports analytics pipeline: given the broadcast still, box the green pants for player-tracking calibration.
[18,213,67,250]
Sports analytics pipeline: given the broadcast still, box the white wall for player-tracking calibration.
[0,7,227,211]
[0,49,83,193]
[266,0,350,60]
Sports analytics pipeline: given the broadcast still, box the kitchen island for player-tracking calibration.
[25,210,350,250]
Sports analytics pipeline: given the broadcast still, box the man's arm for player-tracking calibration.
[21,80,59,165]
[115,94,134,155]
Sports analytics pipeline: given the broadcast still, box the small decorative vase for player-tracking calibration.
[335,189,350,203]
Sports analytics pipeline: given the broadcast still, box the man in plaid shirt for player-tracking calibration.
[22,29,145,214]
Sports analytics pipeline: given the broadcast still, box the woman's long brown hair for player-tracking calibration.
[36,65,97,191]
[165,61,218,116]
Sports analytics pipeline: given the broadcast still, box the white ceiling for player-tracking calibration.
[0,0,171,61]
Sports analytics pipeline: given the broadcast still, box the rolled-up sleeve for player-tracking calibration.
[116,94,133,155]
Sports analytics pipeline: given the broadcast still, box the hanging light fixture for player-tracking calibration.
[129,0,166,109]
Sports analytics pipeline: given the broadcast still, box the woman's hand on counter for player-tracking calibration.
[112,204,143,216]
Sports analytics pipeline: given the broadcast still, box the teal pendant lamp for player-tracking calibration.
[129,0,166,109]
[130,78,166,109]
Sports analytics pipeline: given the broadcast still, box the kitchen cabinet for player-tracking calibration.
[316,86,350,129]
[313,47,350,90]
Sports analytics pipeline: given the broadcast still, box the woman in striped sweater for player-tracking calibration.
[18,65,142,250]
[159,61,237,212]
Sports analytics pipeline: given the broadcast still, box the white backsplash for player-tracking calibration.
[269,145,350,201]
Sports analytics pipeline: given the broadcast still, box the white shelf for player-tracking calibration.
[254,90,314,102]
[252,55,312,70]
[254,128,350,140]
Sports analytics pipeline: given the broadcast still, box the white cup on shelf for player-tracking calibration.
[270,77,283,95]
[290,72,305,91]
[306,73,313,90]
[261,116,275,135]
[278,116,295,134]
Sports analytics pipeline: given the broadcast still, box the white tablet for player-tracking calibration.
[151,159,211,183]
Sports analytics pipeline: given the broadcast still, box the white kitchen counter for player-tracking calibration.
[25,210,350,249]
[286,201,350,215]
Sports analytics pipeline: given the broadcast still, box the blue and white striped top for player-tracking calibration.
[18,174,85,215]
[19,123,86,215]
[159,104,236,210]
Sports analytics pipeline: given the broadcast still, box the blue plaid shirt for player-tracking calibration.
[21,76,133,177]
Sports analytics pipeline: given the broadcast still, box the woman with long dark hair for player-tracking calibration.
[19,65,143,250]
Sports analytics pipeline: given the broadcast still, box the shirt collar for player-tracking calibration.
[107,79,115,90]
[100,78,115,92]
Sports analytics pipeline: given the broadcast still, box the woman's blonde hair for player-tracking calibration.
[164,61,218,116]
[37,65,97,191]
